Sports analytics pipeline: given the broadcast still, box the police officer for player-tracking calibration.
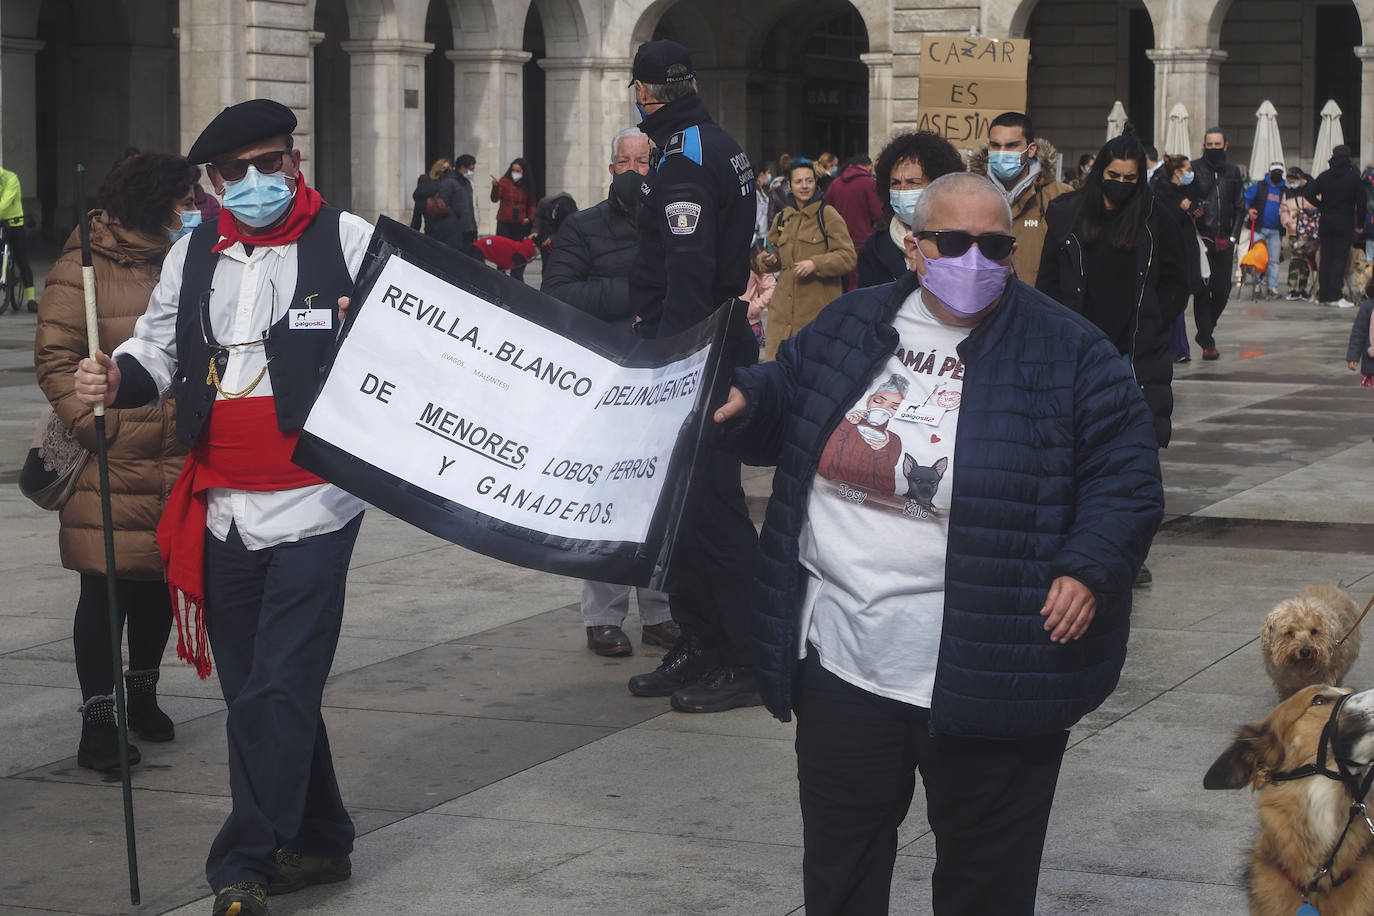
[625,40,762,713]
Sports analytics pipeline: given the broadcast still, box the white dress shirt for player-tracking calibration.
[115,211,374,549]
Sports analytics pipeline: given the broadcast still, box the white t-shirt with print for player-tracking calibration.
[798,287,972,707]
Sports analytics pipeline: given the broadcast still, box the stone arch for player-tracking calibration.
[530,0,591,58]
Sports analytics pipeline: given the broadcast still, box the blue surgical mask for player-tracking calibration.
[988,150,1026,183]
[170,209,201,242]
[889,188,923,226]
[220,167,295,228]
[1180,171,1195,186]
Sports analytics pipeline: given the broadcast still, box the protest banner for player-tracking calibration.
[916,35,1029,148]
[295,217,738,589]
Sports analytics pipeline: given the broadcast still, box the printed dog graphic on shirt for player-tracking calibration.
[901,454,947,510]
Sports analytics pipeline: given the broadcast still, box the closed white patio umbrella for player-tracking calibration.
[1106,101,1128,141]
[1162,102,1190,157]
[1312,99,1345,175]
[1248,100,1285,181]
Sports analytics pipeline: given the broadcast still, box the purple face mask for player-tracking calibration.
[919,245,1011,318]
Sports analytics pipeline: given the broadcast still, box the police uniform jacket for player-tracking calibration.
[629,92,756,343]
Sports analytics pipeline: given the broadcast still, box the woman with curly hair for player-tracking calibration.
[34,152,196,771]
[856,132,966,287]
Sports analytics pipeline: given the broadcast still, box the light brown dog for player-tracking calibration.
[1205,685,1374,916]
[1261,585,1361,700]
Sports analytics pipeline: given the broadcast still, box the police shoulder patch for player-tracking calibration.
[665,201,702,235]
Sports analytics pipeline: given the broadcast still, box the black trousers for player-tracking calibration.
[664,447,758,667]
[4,223,33,288]
[73,574,173,698]
[1193,244,1236,348]
[202,516,361,890]
[794,653,1069,916]
[1317,229,1355,302]
[496,219,530,281]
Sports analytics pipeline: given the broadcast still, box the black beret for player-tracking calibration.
[187,99,297,164]
[629,40,695,87]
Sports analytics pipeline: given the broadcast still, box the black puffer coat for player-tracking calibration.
[411,176,465,247]
[1038,190,1190,447]
[540,193,638,329]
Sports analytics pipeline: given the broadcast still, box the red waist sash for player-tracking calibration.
[157,397,325,677]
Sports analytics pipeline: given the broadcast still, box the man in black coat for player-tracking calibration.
[541,126,679,660]
[626,39,762,713]
[1189,128,1246,360]
[1304,144,1368,307]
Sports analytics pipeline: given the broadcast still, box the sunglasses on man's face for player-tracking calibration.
[211,150,290,183]
[916,230,1016,261]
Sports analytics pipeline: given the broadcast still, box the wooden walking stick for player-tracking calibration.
[76,163,141,905]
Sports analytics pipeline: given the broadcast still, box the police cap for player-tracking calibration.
[629,40,695,87]
[187,99,297,164]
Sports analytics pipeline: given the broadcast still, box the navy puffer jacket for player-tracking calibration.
[726,274,1163,738]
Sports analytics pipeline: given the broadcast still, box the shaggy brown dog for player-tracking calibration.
[1261,585,1361,700]
[1205,686,1374,916]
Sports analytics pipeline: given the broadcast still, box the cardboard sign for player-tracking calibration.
[296,217,737,589]
[917,35,1029,147]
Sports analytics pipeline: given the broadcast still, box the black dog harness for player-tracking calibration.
[1268,693,1374,908]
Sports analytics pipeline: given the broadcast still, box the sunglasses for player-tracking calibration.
[211,150,290,183]
[916,230,1015,261]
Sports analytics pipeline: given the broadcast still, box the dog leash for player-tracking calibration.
[1335,592,1374,649]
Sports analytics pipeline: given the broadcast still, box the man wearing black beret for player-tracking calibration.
[73,98,372,916]
[625,40,763,713]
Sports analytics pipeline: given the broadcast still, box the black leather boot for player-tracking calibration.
[627,635,711,697]
[125,668,174,741]
[77,695,141,772]
[670,665,763,713]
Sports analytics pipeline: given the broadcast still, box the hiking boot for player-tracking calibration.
[213,882,267,916]
[125,668,174,741]
[670,666,764,713]
[77,695,141,772]
[268,849,351,895]
[1133,564,1153,588]
[586,625,633,657]
[641,620,681,651]
[628,635,710,697]
[1202,346,1220,360]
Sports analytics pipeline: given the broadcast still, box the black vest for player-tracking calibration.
[172,207,354,447]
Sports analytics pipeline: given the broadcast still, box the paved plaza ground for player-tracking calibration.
[2,252,1374,915]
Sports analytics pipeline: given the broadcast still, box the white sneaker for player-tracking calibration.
[1337,298,1356,308]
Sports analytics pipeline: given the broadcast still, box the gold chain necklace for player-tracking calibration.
[207,354,268,399]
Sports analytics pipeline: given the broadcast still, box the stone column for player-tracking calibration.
[446,48,530,233]
[1355,46,1374,164]
[861,51,894,155]
[540,57,636,219]
[177,0,248,156]
[340,39,433,224]
[1,37,44,218]
[303,30,325,181]
[1146,47,1227,158]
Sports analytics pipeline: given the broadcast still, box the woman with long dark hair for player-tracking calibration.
[1038,131,1189,439]
[490,157,537,281]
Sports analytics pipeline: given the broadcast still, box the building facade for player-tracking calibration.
[3,0,1371,242]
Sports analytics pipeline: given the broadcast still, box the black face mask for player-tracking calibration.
[1203,148,1226,167]
[1102,179,1138,208]
[610,169,645,209]
[1270,170,1284,184]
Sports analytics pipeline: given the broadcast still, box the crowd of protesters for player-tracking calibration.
[18,30,1374,916]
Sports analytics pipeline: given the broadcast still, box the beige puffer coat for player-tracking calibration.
[33,213,186,578]
[764,198,856,360]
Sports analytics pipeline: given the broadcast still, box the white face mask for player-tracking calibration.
[510,171,523,182]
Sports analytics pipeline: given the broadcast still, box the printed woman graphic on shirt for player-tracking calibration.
[817,373,908,493]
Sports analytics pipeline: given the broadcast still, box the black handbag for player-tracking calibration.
[18,407,89,510]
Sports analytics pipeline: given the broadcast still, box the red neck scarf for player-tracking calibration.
[157,398,326,677]
[211,170,326,254]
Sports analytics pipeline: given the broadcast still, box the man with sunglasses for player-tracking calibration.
[713,172,1162,915]
[72,98,373,916]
